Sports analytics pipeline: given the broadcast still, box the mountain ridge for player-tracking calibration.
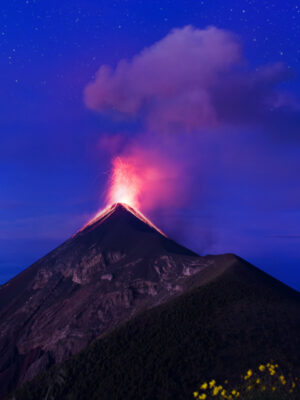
[10,253,300,400]
[0,203,207,398]
[1,203,299,399]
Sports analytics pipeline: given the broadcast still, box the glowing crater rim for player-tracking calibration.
[78,202,167,237]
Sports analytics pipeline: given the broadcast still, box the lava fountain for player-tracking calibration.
[79,155,166,236]
[106,157,141,209]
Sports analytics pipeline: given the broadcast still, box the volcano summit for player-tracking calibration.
[0,203,300,399]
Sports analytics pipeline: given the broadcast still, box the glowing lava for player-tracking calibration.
[79,157,166,236]
[107,157,141,209]
[80,202,166,237]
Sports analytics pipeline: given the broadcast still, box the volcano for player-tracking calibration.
[0,203,207,397]
[1,203,300,399]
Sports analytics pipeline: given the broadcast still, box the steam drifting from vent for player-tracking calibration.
[104,143,189,212]
[80,138,190,231]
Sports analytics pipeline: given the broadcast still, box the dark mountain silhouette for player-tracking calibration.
[0,203,210,398]
[1,203,300,399]
[11,254,300,400]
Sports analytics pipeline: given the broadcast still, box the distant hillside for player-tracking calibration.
[11,256,300,400]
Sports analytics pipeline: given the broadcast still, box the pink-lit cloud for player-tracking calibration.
[84,25,298,134]
[103,139,190,213]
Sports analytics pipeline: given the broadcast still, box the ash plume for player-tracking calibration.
[84,25,299,136]
[84,25,300,252]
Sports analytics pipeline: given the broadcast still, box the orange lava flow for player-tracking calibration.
[122,202,166,237]
[79,202,166,237]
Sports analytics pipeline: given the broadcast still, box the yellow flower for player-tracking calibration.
[209,379,216,388]
[269,369,275,375]
[212,386,221,396]
[244,369,253,380]
[279,375,286,385]
[192,362,297,400]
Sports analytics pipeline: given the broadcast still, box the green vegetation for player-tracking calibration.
[11,262,300,400]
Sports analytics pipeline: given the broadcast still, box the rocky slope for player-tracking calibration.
[11,254,300,400]
[0,203,215,398]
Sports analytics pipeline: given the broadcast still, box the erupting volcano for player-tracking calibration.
[1,190,300,400]
[0,191,203,397]
[81,155,167,235]
[2,133,300,400]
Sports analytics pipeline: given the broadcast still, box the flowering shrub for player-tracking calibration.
[193,362,299,399]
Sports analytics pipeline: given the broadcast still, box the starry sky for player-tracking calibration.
[1,0,300,290]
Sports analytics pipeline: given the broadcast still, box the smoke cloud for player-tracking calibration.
[99,136,191,212]
[84,25,300,256]
[84,25,298,135]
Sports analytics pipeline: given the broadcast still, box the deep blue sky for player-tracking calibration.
[1,0,300,290]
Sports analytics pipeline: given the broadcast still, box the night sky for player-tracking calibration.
[1,0,300,290]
